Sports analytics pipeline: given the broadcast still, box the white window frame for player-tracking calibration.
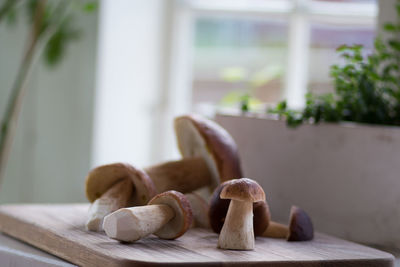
[185,0,377,108]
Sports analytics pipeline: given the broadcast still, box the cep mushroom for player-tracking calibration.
[174,114,243,192]
[209,180,270,235]
[85,163,157,231]
[263,206,314,241]
[103,190,192,242]
[86,114,242,231]
[218,178,265,250]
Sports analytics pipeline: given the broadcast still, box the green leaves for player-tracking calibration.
[270,0,400,127]
[43,18,81,66]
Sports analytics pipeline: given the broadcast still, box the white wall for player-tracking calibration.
[92,0,193,168]
[0,9,98,203]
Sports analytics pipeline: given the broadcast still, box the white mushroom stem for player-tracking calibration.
[86,178,133,231]
[145,156,212,193]
[103,204,175,242]
[218,200,254,250]
[262,221,289,238]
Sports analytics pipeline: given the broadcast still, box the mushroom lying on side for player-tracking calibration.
[263,206,314,241]
[218,178,265,250]
[103,190,192,242]
[209,180,271,236]
[85,163,157,231]
[174,114,243,192]
[86,114,242,231]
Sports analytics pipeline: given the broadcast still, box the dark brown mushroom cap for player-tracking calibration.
[220,178,265,202]
[287,206,314,241]
[148,190,193,240]
[208,180,232,233]
[174,114,242,190]
[85,163,157,206]
[209,179,270,234]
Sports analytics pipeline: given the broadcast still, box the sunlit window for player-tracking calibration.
[189,0,377,112]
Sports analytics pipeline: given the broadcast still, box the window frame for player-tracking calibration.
[185,0,377,108]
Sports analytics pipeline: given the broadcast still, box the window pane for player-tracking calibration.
[308,23,375,95]
[192,16,288,111]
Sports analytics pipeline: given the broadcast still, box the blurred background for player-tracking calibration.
[0,0,393,204]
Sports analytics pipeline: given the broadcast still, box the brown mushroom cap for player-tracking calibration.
[209,179,270,234]
[208,180,233,233]
[174,114,242,190]
[220,178,265,202]
[287,206,314,241]
[148,190,193,240]
[85,163,157,206]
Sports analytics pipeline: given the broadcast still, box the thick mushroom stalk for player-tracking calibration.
[218,200,254,250]
[86,179,133,231]
[145,157,212,193]
[263,221,289,238]
[103,204,175,242]
[103,191,192,242]
[217,178,265,250]
[262,206,314,241]
[185,192,209,228]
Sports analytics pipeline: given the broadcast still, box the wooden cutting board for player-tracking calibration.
[0,204,394,267]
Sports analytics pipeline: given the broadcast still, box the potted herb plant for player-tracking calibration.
[216,1,400,248]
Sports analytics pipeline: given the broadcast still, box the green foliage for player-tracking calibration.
[270,0,400,127]
[0,0,97,67]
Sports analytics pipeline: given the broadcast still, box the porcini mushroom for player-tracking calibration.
[174,114,243,192]
[262,206,314,241]
[209,180,270,235]
[85,163,157,231]
[86,115,242,231]
[218,178,265,250]
[103,190,192,242]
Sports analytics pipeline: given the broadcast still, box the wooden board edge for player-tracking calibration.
[0,210,126,267]
[0,205,395,267]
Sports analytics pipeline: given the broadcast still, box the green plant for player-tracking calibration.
[270,0,400,127]
[0,0,97,185]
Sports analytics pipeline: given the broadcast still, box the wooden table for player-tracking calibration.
[0,204,395,267]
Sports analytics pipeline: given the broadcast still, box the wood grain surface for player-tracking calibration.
[0,204,394,267]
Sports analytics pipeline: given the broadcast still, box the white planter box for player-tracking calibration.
[215,113,400,248]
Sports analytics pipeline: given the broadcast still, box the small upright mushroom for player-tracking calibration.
[103,190,193,242]
[209,180,270,235]
[263,206,314,241]
[85,163,156,231]
[218,178,265,250]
